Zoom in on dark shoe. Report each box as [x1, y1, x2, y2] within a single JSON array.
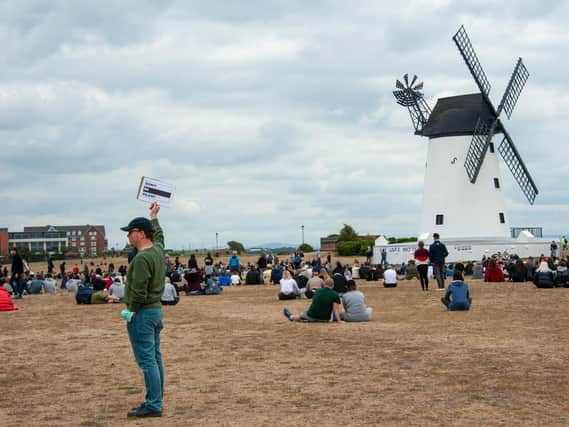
[[127, 405, 162, 418], [130, 403, 145, 412], [283, 308, 293, 321]]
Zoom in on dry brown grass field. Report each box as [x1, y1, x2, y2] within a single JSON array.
[[0, 262, 568, 427]]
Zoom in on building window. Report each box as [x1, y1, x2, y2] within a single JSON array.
[[489, 142, 495, 153], [494, 178, 500, 189], [435, 214, 444, 225], [499, 212, 505, 224]]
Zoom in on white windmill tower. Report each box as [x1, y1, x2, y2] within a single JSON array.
[[392, 25, 538, 242]]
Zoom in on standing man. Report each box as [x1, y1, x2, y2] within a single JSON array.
[[47, 255, 54, 275], [550, 240, 558, 259], [10, 248, 24, 299], [429, 233, 449, 291], [121, 202, 166, 418]]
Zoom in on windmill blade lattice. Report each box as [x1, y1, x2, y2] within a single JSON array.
[[498, 58, 529, 119], [498, 132, 538, 205], [453, 25, 492, 98]]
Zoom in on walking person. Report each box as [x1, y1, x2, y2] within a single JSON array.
[[121, 202, 166, 418], [414, 241, 430, 291], [10, 248, 25, 299], [429, 233, 449, 291]]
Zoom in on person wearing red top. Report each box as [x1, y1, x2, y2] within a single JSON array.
[[0, 286, 18, 311], [484, 258, 505, 282], [414, 241, 430, 291]]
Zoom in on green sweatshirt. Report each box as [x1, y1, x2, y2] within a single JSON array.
[[124, 218, 166, 312]]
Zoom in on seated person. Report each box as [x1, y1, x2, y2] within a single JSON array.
[[484, 258, 505, 282], [441, 271, 472, 311], [230, 271, 241, 286], [204, 277, 223, 295], [270, 265, 283, 285], [161, 278, 179, 305], [245, 266, 262, 285], [219, 271, 232, 287], [66, 276, 82, 293], [0, 286, 18, 311], [109, 277, 125, 300], [471, 262, 484, 280], [304, 270, 325, 299], [29, 275, 45, 294], [398, 262, 408, 275], [405, 261, 419, 280], [533, 261, 555, 288], [278, 270, 300, 300], [555, 260, 569, 287], [263, 268, 272, 284], [332, 272, 347, 294], [43, 274, 57, 294], [91, 290, 121, 304], [509, 259, 528, 282], [185, 269, 203, 294], [383, 266, 398, 288], [340, 280, 372, 322], [283, 278, 341, 322]]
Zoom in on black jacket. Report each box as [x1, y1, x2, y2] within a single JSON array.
[[429, 241, 449, 265]]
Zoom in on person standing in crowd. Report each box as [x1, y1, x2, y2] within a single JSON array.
[[550, 240, 558, 259], [429, 233, 449, 291], [380, 248, 387, 266], [10, 248, 24, 299], [47, 255, 54, 275], [121, 202, 165, 418], [228, 251, 241, 272], [365, 246, 373, 264]]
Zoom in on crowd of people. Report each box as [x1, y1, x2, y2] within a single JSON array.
[[2, 237, 568, 313]]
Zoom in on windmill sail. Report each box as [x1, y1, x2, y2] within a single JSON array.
[[464, 118, 493, 183], [453, 25, 492, 98], [498, 131, 538, 205], [498, 58, 530, 119], [392, 75, 431, 133]]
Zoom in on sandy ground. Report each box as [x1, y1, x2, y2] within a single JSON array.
[[0, 278, 567, 426]]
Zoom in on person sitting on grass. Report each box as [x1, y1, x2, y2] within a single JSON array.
[[43, 274, 57, 294], [91, 289, 121, 304], [383, 265, 398, 288], [484, 258, 505, 283], [340, 280, 373, 322], [533, 260, 555, 288], [0, 286, 18, 311], [304, 269, 325, 299], [441, 271, 472, 311], [405, 260, 419, 281], [283, 277, 341, 322], [278, 270, 300, 300], [109, 277, 125, 301], [161, 277, 179, 305]]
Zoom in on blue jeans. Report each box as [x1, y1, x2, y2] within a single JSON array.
[[127, 307, 164, 412]]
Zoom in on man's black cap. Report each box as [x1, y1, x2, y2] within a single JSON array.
[[120, 217, 154, 232]]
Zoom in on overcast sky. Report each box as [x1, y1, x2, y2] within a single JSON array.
[[1, 1, 567, 250]]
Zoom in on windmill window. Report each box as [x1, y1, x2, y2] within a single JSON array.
[[499, 212, 505, 224], [489, 142, 495, 153], [435, 214, 444, 225], [494, 178, 500, 189]]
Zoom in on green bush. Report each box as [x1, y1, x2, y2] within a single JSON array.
[[298, 243, 314, 253], [337, 241, 362, 256]]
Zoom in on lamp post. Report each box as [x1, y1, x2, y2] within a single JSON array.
[[301, 224, 305, 246], [215, 232, 219, 252]]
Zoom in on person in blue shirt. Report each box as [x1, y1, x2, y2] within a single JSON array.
[[441, 271, 472, 311], [228, 251, 241, 272]]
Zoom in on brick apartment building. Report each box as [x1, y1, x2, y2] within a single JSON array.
[[23, 225, 108, 256], [0, 227, 8, 257]]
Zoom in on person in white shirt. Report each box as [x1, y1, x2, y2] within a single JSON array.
[[43, 275, 57, 294], [278, 270, 300, 300], [383, 266, 398, 288], [109, 277, 125, 300], [161, 277, 179, 305], [230, 272, 241, 286]]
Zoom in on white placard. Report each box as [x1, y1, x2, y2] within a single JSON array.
[[136, 176, 175, 206]]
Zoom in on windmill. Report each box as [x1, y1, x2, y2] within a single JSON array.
[[392, 25, 538, 240]]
